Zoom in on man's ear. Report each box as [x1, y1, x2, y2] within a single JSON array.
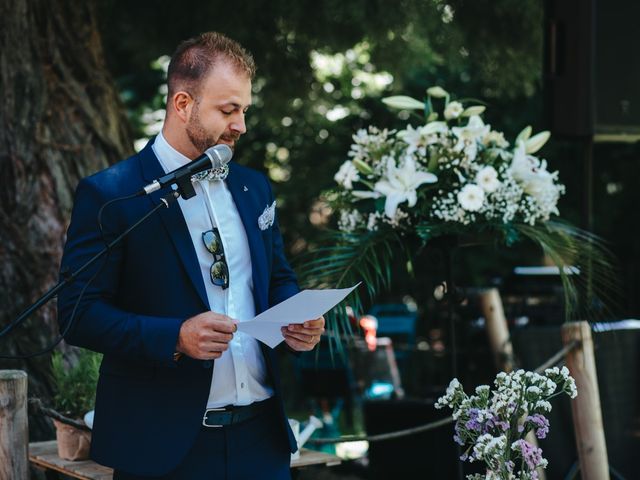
[[170, 91, 194, 123]]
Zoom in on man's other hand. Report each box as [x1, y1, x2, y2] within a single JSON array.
[[281, 316, 325, 351]]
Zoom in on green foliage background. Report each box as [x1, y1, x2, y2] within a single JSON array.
[[94, 0, 638, 316]]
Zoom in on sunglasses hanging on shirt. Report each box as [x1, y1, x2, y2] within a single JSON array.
[[202, 228, 229, 289]]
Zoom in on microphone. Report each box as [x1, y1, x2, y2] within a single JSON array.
[[140, 144, 233, 197]]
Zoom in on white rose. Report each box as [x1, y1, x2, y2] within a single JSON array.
[[457, 184, 485, 211], [476, 166, 501, 193]]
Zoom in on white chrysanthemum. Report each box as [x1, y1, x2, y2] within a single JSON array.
[[444, 101, 464, 120], [476, 166, 501, 193], [334, 160, 360, 189], [458, 184, 485, 211]]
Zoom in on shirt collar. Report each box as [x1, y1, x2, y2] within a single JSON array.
[[153, 130, 192, 174]]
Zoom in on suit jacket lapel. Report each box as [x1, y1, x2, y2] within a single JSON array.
[[138, 143, 210, 309], [225, 162, 269, 314]]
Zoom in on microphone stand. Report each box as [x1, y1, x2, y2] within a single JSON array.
[[0, 190, 181, 341]]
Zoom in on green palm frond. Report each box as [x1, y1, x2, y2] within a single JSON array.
[[294, 228, 410, 352], [511, 220, 621, 321]]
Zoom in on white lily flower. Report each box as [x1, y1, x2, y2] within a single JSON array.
[[398, 122, 448, 153], [351, 190, 381, 199], [374, 156, 437, 218], [525, 131, 551, 154], [426, 86, 448, 98], [515, 125, 532, 144], [382, 95, 424, 110], [397, 124, 426, 154], [422, 121, 449, 136], [452, 115, 491, 142], [457, 184, 485, 211], [444, 101, 464, 120], [510, 143, 561, 214], [476, 166, 501, 193], [482, 130, 509, 148], [462, 105, 486, 117]]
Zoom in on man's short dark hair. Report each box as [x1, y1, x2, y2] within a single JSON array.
[[167, 32, 256, 99]]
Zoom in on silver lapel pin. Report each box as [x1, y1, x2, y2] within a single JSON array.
[[243, 186, 248, 192]]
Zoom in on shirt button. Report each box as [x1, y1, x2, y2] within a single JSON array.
[[240, 382, 245, 388], [202, 361, 213, 369]]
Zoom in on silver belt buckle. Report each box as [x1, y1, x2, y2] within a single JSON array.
[[202, 407, 226, 428]]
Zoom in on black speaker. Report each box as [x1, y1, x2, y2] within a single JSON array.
[[544, 0, 640, 139]]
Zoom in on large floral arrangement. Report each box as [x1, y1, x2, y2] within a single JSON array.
[[333, 88, 563, 234], [297, 86, 617, 326], [435, 367, 577, 480]]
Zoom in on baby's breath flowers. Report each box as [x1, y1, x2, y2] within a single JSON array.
[[435, 368, 577, 480]]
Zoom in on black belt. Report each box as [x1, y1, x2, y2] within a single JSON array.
[[202, 397, 274, 428]]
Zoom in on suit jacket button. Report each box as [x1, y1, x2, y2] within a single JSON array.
[[202, 360, 213, 369]]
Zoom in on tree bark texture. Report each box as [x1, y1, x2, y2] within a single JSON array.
[[0, 0, 133, 440]]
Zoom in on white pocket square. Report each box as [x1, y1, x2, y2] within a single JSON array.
[[258, 201, 276, 231]]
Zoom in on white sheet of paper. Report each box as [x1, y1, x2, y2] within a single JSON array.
[[237, 284, 359, 348]]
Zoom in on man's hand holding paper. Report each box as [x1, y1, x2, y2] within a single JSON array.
[[281, 316, 325, 351]]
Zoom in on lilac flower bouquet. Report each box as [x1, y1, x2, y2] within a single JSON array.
[[435, 367, 577, 480]]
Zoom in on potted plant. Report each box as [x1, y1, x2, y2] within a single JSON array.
[[50, 348, 101, 461]]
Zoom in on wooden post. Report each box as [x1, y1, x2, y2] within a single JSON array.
[[0, 370, 29, 480], [479, 288, 514, 373], [562, 321, 609, 480]]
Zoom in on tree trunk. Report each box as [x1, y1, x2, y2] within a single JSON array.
[[0, 0, 133, 440]]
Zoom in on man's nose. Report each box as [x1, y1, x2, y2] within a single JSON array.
[[230, 114, 246, 135]]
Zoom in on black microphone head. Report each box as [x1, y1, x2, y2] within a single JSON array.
[[205, 144, 233, 168]]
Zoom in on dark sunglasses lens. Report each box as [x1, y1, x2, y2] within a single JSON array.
[[202, 230, 221, 254], [210, 261, 229, 288]]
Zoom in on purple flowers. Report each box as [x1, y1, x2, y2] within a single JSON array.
[[436, 369, 576, 479], [512, 439, 546, 472], [527, 413, 550, 439], [465, 408, 483, 432]]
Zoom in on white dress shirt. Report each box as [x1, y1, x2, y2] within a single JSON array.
[[153, 132, 273, 408]]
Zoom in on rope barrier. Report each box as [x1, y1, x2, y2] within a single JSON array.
[[306, 416, 454, 445], [27, 340, 582, 443], [534, 340, 579, 373], [306, 339, 581, 446]]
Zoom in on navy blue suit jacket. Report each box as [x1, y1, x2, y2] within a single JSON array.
[[57, 140, 299, 476]]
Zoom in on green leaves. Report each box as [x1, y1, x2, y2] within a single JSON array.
[[51, 349, 102, 419]]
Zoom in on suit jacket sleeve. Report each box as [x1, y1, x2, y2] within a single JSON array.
[[57, 177, 183, 368]]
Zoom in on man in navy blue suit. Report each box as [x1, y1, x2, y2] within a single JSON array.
[[57, 32, 324, 479]]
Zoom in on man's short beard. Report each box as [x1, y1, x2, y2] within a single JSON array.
[[186, 103, 216, 154]]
